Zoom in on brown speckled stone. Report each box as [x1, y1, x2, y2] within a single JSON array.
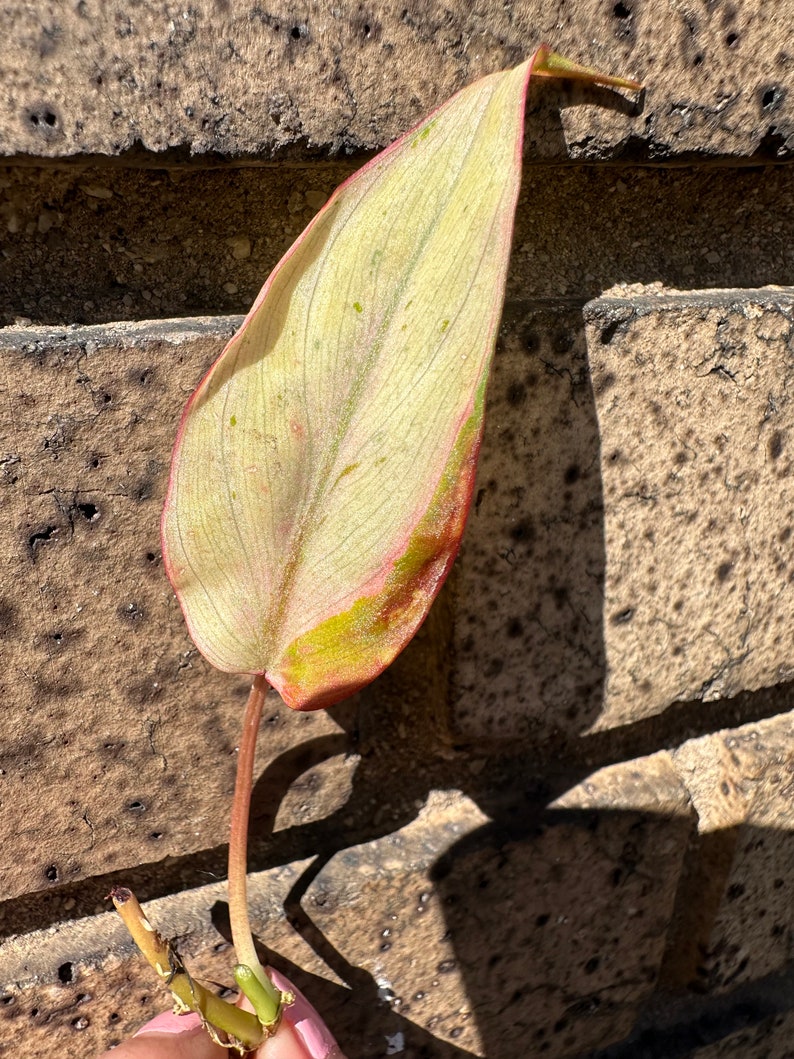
[[452, 288, 794, 743], [2, 163, 793, 329], [692, 1012, 794, 1058], [1, 1, 793, 162], [0, 784, 693, 1058], [0, 319, 354, 903], [665, 712, 794, 997]]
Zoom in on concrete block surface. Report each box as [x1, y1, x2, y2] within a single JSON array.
[[0, 318, 353, 903], [590, 289, 794, 731], [0, 782, 692, 1058], [452, 287, 794, 742], [1, 1, 792, 162], [3, 162, 793, 329], [665, 712, 794, 996], [692, 1012, 794, 1058]]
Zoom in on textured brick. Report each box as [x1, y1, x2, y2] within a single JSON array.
[[0, 319, 354, 903], [692, 1012, 794, 1058], [664, 712, 794, 996], [591, 290, 794, 731], [3, 163, 793, 329], [453, 288, 794, 742], [0, 782, 692, 1058], [2, 1, 793, 162]]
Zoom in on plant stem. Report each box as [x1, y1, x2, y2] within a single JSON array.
[[234, 963, 292, 1029], [110, 886, 264, 1052], [227, 674, 281, 1018]]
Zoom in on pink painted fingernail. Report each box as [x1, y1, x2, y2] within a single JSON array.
[[269, 969, 342, 1059], [134, 1010, 204, 1037]]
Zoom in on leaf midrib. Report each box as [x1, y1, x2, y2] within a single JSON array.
[[263, 91, 499, 660]]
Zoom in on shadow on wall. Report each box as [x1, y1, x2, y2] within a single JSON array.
[[234, 706, 794, 1058], [183, 82, 794, 1058]]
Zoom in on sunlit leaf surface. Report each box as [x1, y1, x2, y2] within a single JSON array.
[[162, 49, 638, 709]]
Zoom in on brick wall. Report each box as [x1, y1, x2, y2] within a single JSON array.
[[2, 3, 794, 1056]]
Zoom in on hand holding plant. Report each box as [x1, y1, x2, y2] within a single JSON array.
[[97, 968, 342, 1058]]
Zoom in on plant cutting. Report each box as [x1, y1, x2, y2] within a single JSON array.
[[112, 45, 640, 1053]]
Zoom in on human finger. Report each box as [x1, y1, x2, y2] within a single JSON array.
[[96, 1010, 226, 1059], [266, 969, 345, 1059]]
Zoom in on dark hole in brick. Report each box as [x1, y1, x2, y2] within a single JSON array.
[[145, 551, 158, 563], [585, 956, 600, 973], [763, 88, 778, 109], [28, 107, 59, 129], [1, 995, 15, 1006], [484, 657, 503, 677], [524, 330, 539, 352], [52, 632, 63, 644], [506, 381, 527, 406], [29, 525, 57, 551], [290, 24, 305, 39], [510, 518, 535, 542], [564, 464, 580, 484], [77, 502, 99, 521], [612, 607, 634, 625], [613, 2, 630, 16], [536, 913, 550, 926], [693, 53, 704, 65], [716, 561, 733, 582], [31, 1007, 39, 1017], [109, 1012, 120, 1022], [363, 23, 371, 35], [600, 320, 620, 344], [507, 617, 523, 638], [727, 882, 745, 900], [127, 800, 146, 812], [149, 831, 163, 840], [726, 31, 738, 46], [58, 962, 74, 984], [45, 865, 58, 882], [71, 1015, 89, 1029], [552, 330, 573, 354]]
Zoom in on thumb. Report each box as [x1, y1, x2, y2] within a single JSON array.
[[98, 1010, 226, 1059]]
